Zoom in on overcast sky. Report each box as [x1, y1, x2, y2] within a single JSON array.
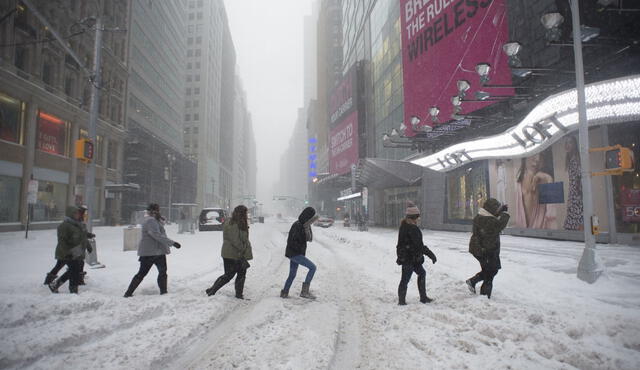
[[225, 0, 313, 210]]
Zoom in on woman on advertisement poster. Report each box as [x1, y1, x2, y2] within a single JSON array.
[[514, 151, 557, 229], [563, 136, 584, 230]]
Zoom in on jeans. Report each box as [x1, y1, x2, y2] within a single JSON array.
[[398, 263, 426, 291], [283, 255, 316, 291], [57, 259, 84, 289], [49, 260, 66, 276]]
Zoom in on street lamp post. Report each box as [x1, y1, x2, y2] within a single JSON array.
[[571, 0, 603, 283]]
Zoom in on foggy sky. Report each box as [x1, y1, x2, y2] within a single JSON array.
[[225, 0, 313, 212]]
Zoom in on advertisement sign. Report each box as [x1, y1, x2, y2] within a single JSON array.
[[27, 179, 39, 204], [330, 110, 359, 175], [328, 67, 357, 129], [621, 188, 640, 223], [400, 0, 513, 135], [37, 112, 66, 155]]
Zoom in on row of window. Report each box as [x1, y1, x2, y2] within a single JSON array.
[[188, 0, 204, 9], [188, 12, 204, 20], [184, 114, 200, 121], [185, 100, 200, 108], [187, 36, 203, 45], [186, 87, 201, 95]]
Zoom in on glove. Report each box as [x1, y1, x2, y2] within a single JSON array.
[[396, 257, 403, 266], [240, 259, 250, 269], [86, 232, 96, 239], [173, 242, 181, 249], [430, 255, 437, 264], [499, 204, 508, 214], [87, 245, 93, 253]]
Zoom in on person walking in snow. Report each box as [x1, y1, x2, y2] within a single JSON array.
[[47, 205, 93, 294], [206, 205, 253, 299], [44, 205, 95, 287], [124, 203, 182, 297], [396, 202, 437, 305], [466, 198, 510, 299], [280, 207, 319, 299]]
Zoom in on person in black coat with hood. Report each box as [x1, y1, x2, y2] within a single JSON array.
[[466, 198, 510, 299], [280, 207, 319, 299], [396, 202, 437, 305]]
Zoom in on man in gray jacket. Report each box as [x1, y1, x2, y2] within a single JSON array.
[[124, 203, 182, 297]]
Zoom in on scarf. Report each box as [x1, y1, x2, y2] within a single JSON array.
[[303, 216, 317, 242]]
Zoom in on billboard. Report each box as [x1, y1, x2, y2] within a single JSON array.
[[330, 110, 359, 175], [328, 67, 357, 129], [37, 112, 67, 156], [400, 0, 513, 135]]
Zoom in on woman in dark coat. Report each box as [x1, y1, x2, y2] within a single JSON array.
[[206, 205, 253, 299], [396, 202, 437, 305], [281, 207, 319, 299], [466, 198, 510, 299]]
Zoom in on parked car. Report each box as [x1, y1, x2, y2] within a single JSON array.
[[198, 208, 227, 231], [315, 215, 334, 228]]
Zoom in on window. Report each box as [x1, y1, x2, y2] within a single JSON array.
[[186, 75, 192, 82], [186, 88, 191, 95], [107, 141, 118, 169], [185, 114, 191, 121], [193, 100, 199, 107], [37, 112, 68, 156], [187, 50, 193, 57], [189, 1, 195, 9], [0, 92, 23, 144], [188, 25, 194, 33], [197, 12, 203, 20], [195, 24, 203, 33], [197, 0, 203, 7], [42, 60, 55, 85], [187, 37, 193, 45], [193, 126, 199, 134], [188, 13, 194, 20], [0, 175, 21, 222], [15, 45, 29, 71], [193, 113, 199, 121], [185, 101, 191, 108], [195, 62, 200, 69], [196, 36, 202, 44], [187, 63, 192, 70], [33, 181, 68, 222], [194, 74, 200, 82], [194, 88, 200, 95], [195, 49, 201, 57]]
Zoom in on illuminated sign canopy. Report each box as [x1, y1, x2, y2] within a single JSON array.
[[410, 75, 640, 171]]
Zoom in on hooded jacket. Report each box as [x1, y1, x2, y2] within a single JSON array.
[[285, 207, 317, 258], [138, 215, 176, 257], [221, 221, 253, 260], [469, 198, 510, 258], [55, 206, 89, 260]]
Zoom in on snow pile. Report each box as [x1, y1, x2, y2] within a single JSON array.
[[0, 222, 639, 369]]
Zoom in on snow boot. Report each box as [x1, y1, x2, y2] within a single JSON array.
[[234, 275, 246, 299], [158, 275, 168, 295], [465, 279, 477, 294], [48, 279, 62, 293], [280, 289, 289, 298], [69, 285, 79, 294], [300, 282, 316, 300], [205, 276, 227, 296], [398, 286, 407, 306], [480, 281, 493, 299], [124, 276, 143, 298], [418, 275, 433, 303], [44, 273, 57, 285]]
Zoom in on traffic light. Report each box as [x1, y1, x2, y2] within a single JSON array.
[[75, 138, 94, 162], [605, 147, 634, 171]]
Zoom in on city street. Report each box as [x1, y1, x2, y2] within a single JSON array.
[[1, 221, 639, 369]]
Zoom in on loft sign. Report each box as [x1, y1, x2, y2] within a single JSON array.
[[510, 116, 568, 149], [437, 149, 472, 169]]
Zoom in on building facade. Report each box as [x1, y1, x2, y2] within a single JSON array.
[[0, 0, 129, 230], [121, 0, 196, 223]]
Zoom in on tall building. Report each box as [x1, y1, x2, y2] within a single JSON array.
[[0, 0, 129, 230], [231, 75, 257, 209], [122, 0, 196, 222]]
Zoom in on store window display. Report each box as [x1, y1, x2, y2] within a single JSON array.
[[514, 151, 557, 229]]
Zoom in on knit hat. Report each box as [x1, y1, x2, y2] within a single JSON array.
[[406, 201, 420, 216]]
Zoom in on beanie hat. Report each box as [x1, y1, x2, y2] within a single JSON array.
[[406, 201, 420, 216]]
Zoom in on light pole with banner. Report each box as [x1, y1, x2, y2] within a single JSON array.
[[25, 177, 38, 239]]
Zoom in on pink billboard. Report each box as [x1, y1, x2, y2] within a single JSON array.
[[330, 110, 359, 175], [400, 0, 513, 135]]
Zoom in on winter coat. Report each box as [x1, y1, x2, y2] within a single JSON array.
[[55, 206, 90, 261], [221, 221, 253, 261], [396, 221, 436, 266], [285, 207, 317, 258], [469, 199, 510, 270], [138, 216, 175, 257]]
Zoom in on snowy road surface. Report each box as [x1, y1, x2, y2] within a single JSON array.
[[1, 220, 640, 369]]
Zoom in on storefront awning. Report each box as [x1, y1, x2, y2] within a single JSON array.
[[358, 158, 423, 189], [104, 183, 140, 192]]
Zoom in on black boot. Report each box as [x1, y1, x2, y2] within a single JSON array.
[[234, 275, 246, 299], [398, 286, 407, 306], [78, 271, 87, 286], [280, 289, 289, 298], [205, 275, 228, 296], [480, 281, 493, 299], [124, 276, 143, 298], [418, 274, 433, 303], [48, 279, 62, 293], [158, 274, 168, 295], [69, 285, 79, 294], [44, 273, 57, 285]]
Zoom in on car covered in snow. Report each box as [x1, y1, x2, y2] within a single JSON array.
[[198, 208, 227, 231], [314, 215, 334, 228]]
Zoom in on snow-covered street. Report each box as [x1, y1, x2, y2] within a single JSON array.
[[1, 221, 640, 370]]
